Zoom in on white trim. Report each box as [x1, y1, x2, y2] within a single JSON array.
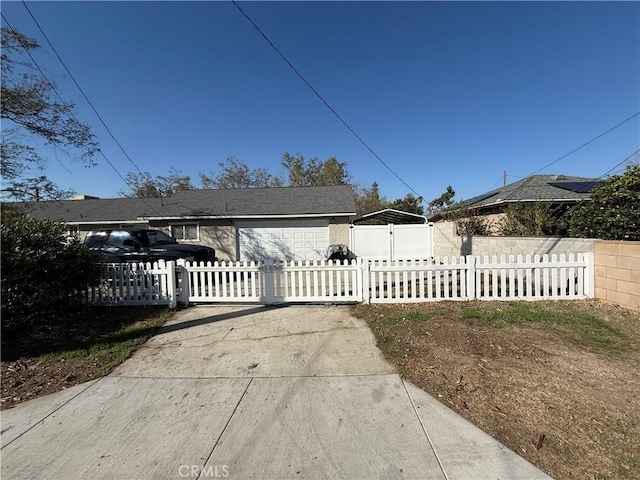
[[66, 220, 148, 226], [137, 213, 355, 221]]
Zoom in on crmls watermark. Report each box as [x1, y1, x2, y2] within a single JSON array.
[[178, 465, 230, 478]]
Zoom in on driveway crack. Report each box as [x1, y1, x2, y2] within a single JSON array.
[[197, 377, 253, 479]]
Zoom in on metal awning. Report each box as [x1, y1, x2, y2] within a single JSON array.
[[351, 208, 428, 225]]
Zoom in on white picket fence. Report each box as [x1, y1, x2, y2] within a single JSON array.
[[85, 261, 178, 307], [85, 253, 594, 307], [366, 253, 594, 303], [178, 258, 363, 304]]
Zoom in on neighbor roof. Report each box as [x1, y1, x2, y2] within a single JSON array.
[[16, 185, 357, 224], [429, 174, 601, 221], [465, 175, 600, 207]]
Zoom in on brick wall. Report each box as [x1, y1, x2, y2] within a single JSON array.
[[594, 241, 640, 312]]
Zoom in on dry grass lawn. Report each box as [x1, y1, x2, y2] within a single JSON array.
[[353, 299, 640, 480]]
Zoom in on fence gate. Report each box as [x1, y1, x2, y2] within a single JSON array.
[[179, 259, 364, 305], [349, 223, 434, 261]]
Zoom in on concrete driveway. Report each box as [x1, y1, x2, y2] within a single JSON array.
[[1, 305, 552, 480]]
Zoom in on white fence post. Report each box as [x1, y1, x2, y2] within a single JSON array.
[[466, 255, 475, 299], [264, 259, 275, 303], [165, 260, 177, 308], [360, 258, 370, 304], [175, 259, 190, 306], [583, 252, 595, 298]]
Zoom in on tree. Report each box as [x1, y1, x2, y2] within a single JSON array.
[[497, 202, 564, 237], [1, 27, 99, 201], [567, 164, 640, 240], [1, 207, 102, 354], [119, 169, 194, 198], [388, 193, 424, 216], [427, 185, 456, 214], [428, 186, 491, 235], [354, 182, 388, 216], [282, 153, 351, 187], [199, 157, 284, 189]]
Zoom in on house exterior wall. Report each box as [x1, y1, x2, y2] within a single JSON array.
[[329, 220, 350, 246], [71, 217, 351, 262], [594, 241, 640, 312], [199, 224, 236, 261]]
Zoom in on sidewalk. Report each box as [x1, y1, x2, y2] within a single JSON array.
[[1, 305, 553, 479]]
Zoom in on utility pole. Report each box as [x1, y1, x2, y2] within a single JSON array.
[[503, 171, 507, 187]]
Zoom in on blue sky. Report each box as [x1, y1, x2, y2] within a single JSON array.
[[2, 1, 639, 205]]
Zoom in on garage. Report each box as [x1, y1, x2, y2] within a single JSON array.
[[237, 220, 329, 261]]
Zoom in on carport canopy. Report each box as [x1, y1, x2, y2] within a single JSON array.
[[351, 208, 428, 225]]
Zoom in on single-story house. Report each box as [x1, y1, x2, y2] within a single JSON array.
[[428, 174, 601, 225], [15, 185, 357, 261]]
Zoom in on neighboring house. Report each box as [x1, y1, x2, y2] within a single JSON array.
[[428, 174, 601, 227], [16, 185, 357, 261]]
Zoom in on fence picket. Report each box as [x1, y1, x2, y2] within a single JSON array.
[[87, 251, 593, 308]]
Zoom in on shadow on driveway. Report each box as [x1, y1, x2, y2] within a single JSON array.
[[156, 304, 289, 335]]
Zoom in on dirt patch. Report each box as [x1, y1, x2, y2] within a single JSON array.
[[353, 300, 640, 480], [1, 307, 171, 410], [1, 357, 101, 408]]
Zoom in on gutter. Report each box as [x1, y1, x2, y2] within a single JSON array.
[[137, 213, 357, 221]]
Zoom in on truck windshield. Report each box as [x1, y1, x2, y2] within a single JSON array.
[[133, 230, 177, 246]]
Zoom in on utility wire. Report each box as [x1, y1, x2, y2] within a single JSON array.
[[2, 12, 161, 213], [21, 1, 148, 179], [526, 111, 640, 177], [501, 112, 640, 201], [599, 149, 640, 178], [231, 0, 422, 199]]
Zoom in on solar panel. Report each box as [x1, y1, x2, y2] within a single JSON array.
[[463, 191, 498, 206], [549, 181, 601, 193]]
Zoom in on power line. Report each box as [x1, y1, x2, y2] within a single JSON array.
[[21, 1, 148, 179], [599, 149, 640, 178], [231, 0, 422, 199], [1, 13, 161, 213], [499, 112, 640, 201], [526, 111, 640, 177]]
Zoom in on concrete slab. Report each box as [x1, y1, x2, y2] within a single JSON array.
[[404, 381, 554, 480], [1, 377, 250, 480], [114, 305, 396, 378], [1, 305, 554, 480], [1, 380, 99, 448], [209, 375, 446, 480]]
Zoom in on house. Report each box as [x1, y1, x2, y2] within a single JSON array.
[[16, 185, 357, 261], [428, 174, 601, 227]]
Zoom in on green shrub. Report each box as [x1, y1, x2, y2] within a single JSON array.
[[567, 164, 640, 240], [1, 207, 102, 344]]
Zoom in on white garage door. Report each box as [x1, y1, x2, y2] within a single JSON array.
[[238, 220, 329, 261]]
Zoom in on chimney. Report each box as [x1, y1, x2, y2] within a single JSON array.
[[71, 195, 100, 200]]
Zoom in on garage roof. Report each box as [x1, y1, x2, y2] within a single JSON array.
[[352, 208, 428, 225]]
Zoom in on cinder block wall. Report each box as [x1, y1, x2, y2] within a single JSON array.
[[432, 221, 595, 258], [467, 236, 596, 257], [594, 241, 640, 312], [432, 221, 463, 258]]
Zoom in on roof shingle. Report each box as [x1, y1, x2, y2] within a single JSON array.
[[16, 185, 357, 223]]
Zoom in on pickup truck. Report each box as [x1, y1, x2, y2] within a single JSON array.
[[84, 228, 218, 264]]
